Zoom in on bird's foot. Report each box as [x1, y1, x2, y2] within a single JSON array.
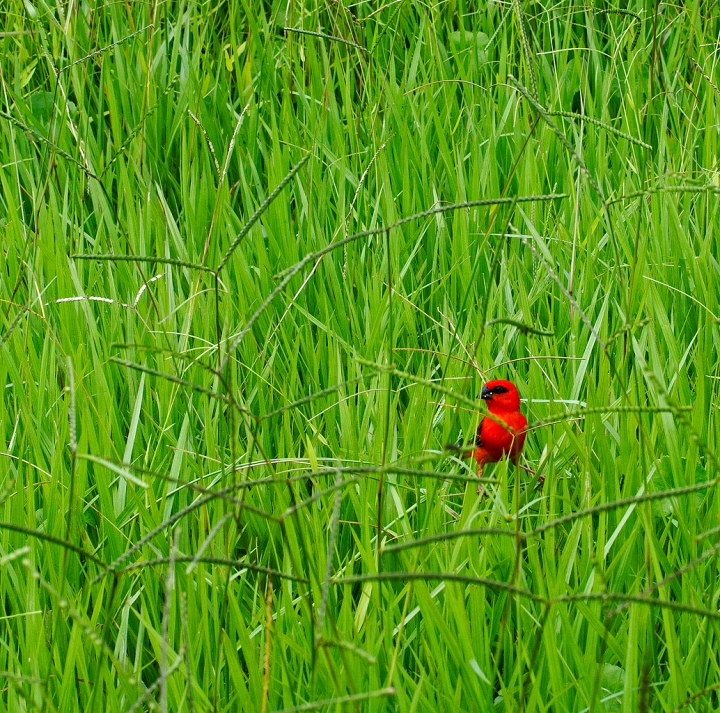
[[520, 464, 545, 489]]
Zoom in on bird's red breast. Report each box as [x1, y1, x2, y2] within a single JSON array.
[[473, 379, 527, 467]]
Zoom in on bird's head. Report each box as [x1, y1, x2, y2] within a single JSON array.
[[479, 379, 521, 412]]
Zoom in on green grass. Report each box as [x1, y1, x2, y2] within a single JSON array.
[[1, 0, 720, 711]]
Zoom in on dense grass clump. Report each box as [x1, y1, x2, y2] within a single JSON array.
[[1, 0, 720, 710]]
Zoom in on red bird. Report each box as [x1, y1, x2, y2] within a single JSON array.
[[470, 379, 527, 481]]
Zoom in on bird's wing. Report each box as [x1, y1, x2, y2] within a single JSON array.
[[475, 423, 484, 448]]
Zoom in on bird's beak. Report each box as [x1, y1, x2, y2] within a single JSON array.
[[480, 385, 492, 400]]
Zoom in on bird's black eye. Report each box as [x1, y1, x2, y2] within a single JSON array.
[[492, 385, 509, 395]]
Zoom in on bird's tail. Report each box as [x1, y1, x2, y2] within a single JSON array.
[[444, 443, 474, 459]]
